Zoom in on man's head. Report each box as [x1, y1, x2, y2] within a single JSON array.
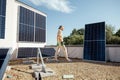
[[58, 25, 64, 31]]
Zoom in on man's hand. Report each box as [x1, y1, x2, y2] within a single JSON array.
[[59, 37, 63, 42]]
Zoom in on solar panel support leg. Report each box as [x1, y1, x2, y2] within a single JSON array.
[[38, 48, 47, 73], [33, 48, 55, 78]]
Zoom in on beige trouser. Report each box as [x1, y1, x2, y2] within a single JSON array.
[[55, 45, 69, 60]]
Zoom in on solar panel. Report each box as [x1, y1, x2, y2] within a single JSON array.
[[0, 0, 6, 39], [17, 48, 37, 58], [35, 13, 46, 29], [40, 48, 55, 57], [84, 22, 106, 61], [19, 6, 34, 42], [0, 60, 4, 69], [0, 49, 8, 59], [0, 49, 9, 68], [17, 48, 55, 58], [35, 13, 46, 42], [35, 28, 46, 42], [18, 6, 46, 42]]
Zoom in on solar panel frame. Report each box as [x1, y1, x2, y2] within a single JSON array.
[[84, 22, 106, 61]]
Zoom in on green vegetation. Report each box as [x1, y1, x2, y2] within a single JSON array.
[[115, 29, 120, 37], [64, 25, 120, 45], [64, 28, 84, 45]]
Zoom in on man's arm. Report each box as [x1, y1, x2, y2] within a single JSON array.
[[57, 30, 63, 42]]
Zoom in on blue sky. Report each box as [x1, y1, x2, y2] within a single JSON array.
[[19, 0, 120, 45]]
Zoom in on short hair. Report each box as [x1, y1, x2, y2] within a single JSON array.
[[58, 25, 63, 29]]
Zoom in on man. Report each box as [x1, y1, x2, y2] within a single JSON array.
[[55, 25, 71, 61]]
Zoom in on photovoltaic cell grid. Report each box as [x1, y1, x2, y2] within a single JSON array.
[[35, 28, 46, 42], [0, 0, 6, 39], [84, 22, 106, 61], [35, 13, 46, 42], [40, 48, 55, 57], [17, 48, 55, 58], [17, 48, 37, 58], [35, 13, 46, 29], [19, 6, 46, 42], [0, 49, 9, 69]]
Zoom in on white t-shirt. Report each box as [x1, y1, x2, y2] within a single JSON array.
[[57, 29, 63, 42]]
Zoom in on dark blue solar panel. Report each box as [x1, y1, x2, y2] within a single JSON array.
[[35, 13, 46, 42], [35, 28, 46, 42], [19, 6, 34, 26], [19, 6, 34, 42], [0, 60, 4, 69], [17, 48, 37, 58], [84, 41, 105, 61], [0, 49, 8, 69], [0, 0, 6, 16], [84, 22, 106, 61], [17, 48, 55, 58], [40, 48, 55, 57], [19, 6, 46, 42], [0, 49, 8, 59], [85, 22, 105, 40], [0, 0, 6, 39], [35, 13, 46, 29], [19, 24, 34, 41]]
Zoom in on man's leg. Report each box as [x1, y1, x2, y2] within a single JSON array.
[[62, 45, 71, 61], [55, 46, 60, 60]]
